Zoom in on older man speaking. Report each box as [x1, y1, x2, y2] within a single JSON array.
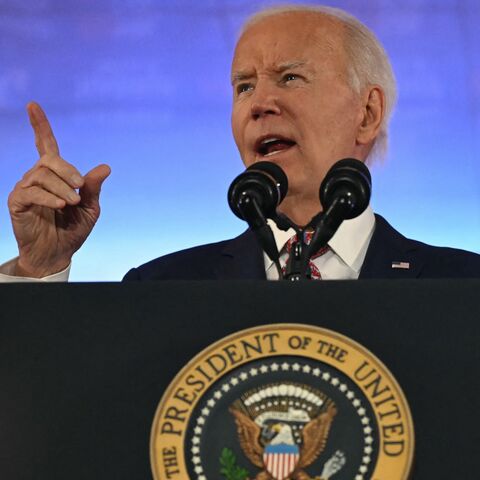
[[1, 5, 479, 281]]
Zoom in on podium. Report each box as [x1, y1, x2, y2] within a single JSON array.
[[0, 280, 479, 479]]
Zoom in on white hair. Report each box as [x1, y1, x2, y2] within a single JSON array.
[[240, 4, 397, 163]]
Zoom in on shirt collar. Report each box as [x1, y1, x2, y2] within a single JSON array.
[[265, 206, 375, 273]]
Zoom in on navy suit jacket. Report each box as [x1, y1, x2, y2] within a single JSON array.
[[123, 215, 480, 280]]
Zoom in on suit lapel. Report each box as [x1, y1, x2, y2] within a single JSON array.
[[212, 216, 426, 280], [360, 215, 425, 279], [214, 229, 266, 279]]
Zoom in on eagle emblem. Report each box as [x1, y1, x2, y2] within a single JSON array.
[[229, 382, 344, 480]]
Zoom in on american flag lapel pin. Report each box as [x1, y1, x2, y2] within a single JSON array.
[[392, 261, 410, 270]]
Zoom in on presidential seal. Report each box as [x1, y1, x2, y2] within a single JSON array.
[[150, 324, 414, 480]]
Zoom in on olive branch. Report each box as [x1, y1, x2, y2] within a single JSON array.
[[220, 447, 249, 480]]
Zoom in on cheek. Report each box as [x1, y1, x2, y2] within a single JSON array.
[[231, 112, 246, 158]]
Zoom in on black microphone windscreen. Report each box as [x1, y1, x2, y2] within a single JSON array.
[[228, 161, 288, 221], [320, 158, 371, 219], [246, 161, 289, 200]]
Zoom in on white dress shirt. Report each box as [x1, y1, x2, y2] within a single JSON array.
[[0, 258, 70, 282], [0, 206, 375, 282], [265, 206, 375, 280]]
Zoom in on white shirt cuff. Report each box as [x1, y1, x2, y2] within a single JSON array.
[[0, 257, 70, 282]]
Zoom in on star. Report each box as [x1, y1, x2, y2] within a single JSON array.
[[197, 417, 205, 425], [358, 407, 366, 415], [214, 391, 222, 399], [194, 426, 202, 435], [201, 408, 210, 416], [249, 368, 258, 376], [207, 399, 215, 407], [331, 377, 340, 386], [355, 475, 363, 480], [339, 383, 347, 392], [222, 384, 230, 392], [352, 399, 361, 407], [192, 456, 201, 464], [230, 377, 239, 386], [192, 436, 200, 445], [239, 372, 248, 380], [364, 426, 372, 435], [364, 446, 373, 454], [365, 436, 373, 444], [362, 455, 371, 464], [346, 391, 355, 399], [270, 363, 280, 371], [292, 363, 301, 371], [281, 363, 290, 371], [322, 372, 331, 380], [361, 417, 370, 425], [260, 365, 269, 373], [194, 465, 203, 474], [191, 446, 200, 454], [359, 465, 368, 474], [312, 368, 321, 376], [303, 365, 312, 373], [199, 476, 206, 480]]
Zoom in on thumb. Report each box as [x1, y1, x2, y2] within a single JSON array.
[[80, 164, 111, 208]]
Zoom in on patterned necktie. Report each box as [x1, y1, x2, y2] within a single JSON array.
[[282, 231, 329, 279]]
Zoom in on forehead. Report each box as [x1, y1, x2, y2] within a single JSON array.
[[232, 12, 347, 73]]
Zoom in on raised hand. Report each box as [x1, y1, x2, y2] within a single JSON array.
[[7, 102, 111, 277]]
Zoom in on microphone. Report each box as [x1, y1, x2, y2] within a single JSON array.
[[228, 161, 288, 221], [306, 158, 371, 258], [320, 158, 371, 219], [228, 161, 288, 269]]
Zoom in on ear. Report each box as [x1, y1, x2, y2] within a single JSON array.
[[356, 86, 385, 145]]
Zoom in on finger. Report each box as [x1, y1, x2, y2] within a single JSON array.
[[27, 101, 60, 157], [21, 167, 81, 205], [79, 164, 111, 208], [36, 153, 84, 188], [9, 185, 66, 211]]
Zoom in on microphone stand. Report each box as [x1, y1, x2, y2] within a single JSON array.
[[272, 213, 315, 281], [237, 195, 283, 280], [273, 201, 345, 282]]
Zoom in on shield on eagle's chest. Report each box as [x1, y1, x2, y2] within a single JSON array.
[[263, 444, 300, 480]]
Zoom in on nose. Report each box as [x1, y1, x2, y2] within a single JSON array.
[[250, 83, 281, 120]]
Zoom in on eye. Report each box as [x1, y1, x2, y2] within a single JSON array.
[[283, 73, 299, 83], [236, 83, 254, 95]]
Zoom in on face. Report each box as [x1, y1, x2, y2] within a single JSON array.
[[231, 12, 366, 213]]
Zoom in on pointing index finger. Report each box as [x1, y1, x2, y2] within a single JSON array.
[[27, 102, 60, 157]]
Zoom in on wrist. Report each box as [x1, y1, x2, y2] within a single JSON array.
[[15, 257, 70, 278]]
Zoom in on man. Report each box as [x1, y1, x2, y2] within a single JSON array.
[[1, 5, 479, 282]]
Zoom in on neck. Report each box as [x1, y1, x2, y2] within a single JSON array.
[[277, 195, 322, 227]]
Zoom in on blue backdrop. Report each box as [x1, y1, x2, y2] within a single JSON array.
[[0, 0, 479, 280]]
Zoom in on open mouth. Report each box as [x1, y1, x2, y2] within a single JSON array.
[[256, 136, 297, 157]]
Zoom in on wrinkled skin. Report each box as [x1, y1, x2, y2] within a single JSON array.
[[8, 102, 110, 277], [231, 12, 384, 225]]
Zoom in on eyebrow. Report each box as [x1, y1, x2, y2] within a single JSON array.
[[231, 60, 308, 85], [275, 61, 307, 72], [231, 70, 253, 85]]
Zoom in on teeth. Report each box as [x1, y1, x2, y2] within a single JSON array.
[[264, 150, 282, 157], [261, 137, 279, 145]]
